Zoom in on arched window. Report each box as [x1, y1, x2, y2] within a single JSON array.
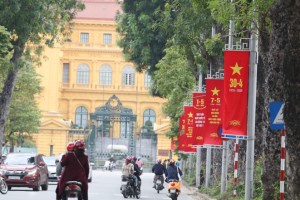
[[76, 64, 89, 84], [144, 71, 152, 87], [99, 64, 112, 85], [75, 106, 88, 128], [122, 66, 135, 85], [143, 109, 156, 125]]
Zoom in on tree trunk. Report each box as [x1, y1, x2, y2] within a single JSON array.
[[0, 44, 23, 157], [261, 0, 300, 199], [271, 1, 300, 199]]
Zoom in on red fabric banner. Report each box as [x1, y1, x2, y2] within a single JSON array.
[[203, 79, 224, 146], [177, 115, 186, 152], [223, 50, 250, 138], [183, 106, 196, 153], [192, 92, 206, 146]]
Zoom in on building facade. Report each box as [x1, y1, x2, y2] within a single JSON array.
[[32, 0, 174, 161]]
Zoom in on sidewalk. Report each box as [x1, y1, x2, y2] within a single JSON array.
[[181, 181, 216, 200]]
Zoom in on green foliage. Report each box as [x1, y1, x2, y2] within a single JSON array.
[[0, 58, 42, 145], [199, 158, 265, 200], [208, 0, 275, 33], [153, 46, 196, 121], [0, 0, 84, 47], [22, 139, 36, 148], [116, 0, 167, 72], [0, 26, 12, 59], [204, 34, 224, 56]]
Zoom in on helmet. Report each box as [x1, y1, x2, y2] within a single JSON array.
[[126, 156, 132, 161], [75, 140, 85, 150], [66, 142, 75, 151]]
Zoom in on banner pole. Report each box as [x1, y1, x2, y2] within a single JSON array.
[[196, 71, 203, 188], [205, 146, 212, 187], [233, 139, 239, 197], [280, 128, 286, 200], [245, 18, 258, 200], [221, 8, 234, 193], [196, 147, 202, 187], [221, 140, 228, 193]]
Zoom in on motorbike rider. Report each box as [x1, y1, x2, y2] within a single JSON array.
[[122, 156, 138, 188], [56, 142, 75, 176], [55, 142, 75, 198], [152, 158, 166, 188], [56, 140, 89, 200], [165, 159, 183, 183], [108, 154, 115, 170], [136, 157, 143, 169], [132, 156, 141, 186]]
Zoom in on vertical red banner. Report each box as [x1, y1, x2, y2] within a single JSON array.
[[177, 115, 186, 152], [203, 79, 224, 146], [223, 50, 250, 138], [183, 106, 196, 153], [193, 92, 206, 146]]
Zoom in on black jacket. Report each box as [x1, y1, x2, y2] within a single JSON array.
[[152, 163, 166, 175], [133, 163, 141, 176]]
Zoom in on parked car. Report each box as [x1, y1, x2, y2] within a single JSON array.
[[0, 152, 49, 191], [43, 156, 59, 183]]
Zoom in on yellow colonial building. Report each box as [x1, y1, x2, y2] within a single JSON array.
[[32, 0, 175, 162]]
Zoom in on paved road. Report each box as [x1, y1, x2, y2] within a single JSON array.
[[1, 169, 195, 200]]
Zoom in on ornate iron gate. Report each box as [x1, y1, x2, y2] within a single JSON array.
[[89, 95, 137, 161]]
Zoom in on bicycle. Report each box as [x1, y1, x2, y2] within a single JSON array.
[[0, 177, 8, 194]]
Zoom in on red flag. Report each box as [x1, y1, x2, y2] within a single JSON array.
[[203, 79, 224, 146], [223, 51, 250, 138], [183, 106, 196, 153], [193, 92, 206, 146]]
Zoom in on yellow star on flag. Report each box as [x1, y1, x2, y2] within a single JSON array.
[[211, 87, 220, 96], [188, 112, 193, 118], [230, 62, 243, 75]]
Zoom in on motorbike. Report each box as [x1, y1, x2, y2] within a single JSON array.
[[154, 178, 164, 193], [0, 177, 8, 194], [120, 175, 141, 199], [62, 181, 83, 200], [167, 179, 180, 200]]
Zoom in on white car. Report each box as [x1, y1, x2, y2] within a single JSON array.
[[43, 156, 59, 182]]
